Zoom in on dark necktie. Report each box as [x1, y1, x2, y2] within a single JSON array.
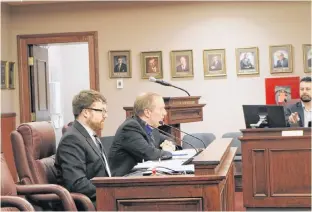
[[93, 135, 112, 177]]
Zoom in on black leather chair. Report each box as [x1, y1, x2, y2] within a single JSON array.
[[182, 133, 216, 149]]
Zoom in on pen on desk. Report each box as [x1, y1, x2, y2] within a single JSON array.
[[173, 153, 188, 156]]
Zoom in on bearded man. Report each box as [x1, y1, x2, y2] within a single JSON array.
[[55, 89, 110, 207], [285, 77, 312, 127]]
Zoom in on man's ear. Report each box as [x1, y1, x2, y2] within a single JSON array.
[[82, 109, 88, 118], [143, 109, 151, 118]]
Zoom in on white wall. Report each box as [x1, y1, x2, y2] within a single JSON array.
[[48, 43, 89, 143], [2, 1, 311, 138]]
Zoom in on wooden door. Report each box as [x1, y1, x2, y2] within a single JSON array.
[[29, 45, 50, 121]]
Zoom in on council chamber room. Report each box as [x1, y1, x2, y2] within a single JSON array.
[[0, 0, 311, 211]]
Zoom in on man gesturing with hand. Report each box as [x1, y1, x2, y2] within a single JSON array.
[[285, 77, 311, 127]]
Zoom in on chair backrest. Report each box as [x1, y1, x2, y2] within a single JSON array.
[[62, 121, 74, 134], [1, 153, 17, 196], [182, 133, 216, 149], [11, 121, 57, 185], [222, 132, 242, 155]]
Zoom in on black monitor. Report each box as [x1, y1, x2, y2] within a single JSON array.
[[242, 105, 287, 128]]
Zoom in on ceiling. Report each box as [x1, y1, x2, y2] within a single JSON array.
[[4, 0, 310, 6]]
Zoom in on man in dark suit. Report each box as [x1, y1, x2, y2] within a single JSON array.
[[55, 90, 110, 206], [274, 52, 289, 68], [285, 77, 311, 127], [209, 55, 222, 71], [109, 92, 174, 176], [176, 56, 189, 72], [114, 57, 127, 72]]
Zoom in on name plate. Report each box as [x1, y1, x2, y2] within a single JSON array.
[[281, 130, 303, 136], [171, 100, 196, 105]]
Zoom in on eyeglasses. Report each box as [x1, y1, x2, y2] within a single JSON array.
[[85, 108, 107, 115]]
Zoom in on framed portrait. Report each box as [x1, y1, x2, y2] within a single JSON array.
[[303, 44, 311, 73], [269, 44, 293, 74], [141, 51, 163, 79], [236, 47, 259, 75], [203, 49, 226, 77], [265, 76, 300, 104], [1, 61, 8, 89], [109, 50, 131, 78], [8, 62, 15, 89], [170, 50, 193, 78]]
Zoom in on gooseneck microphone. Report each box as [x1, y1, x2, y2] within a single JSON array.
[[149, 77, 191, 96], [159, 121, 206, 148], [149, 125, 199, 153]]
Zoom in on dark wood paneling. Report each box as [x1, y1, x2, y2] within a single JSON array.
[[269, 149, 311, 197], [252, 149, 268, 197], [241, 128, 311, 208], [117, 198, 202, 211], [1, 113, 17, 182]]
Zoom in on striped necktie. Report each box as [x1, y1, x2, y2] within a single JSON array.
[[93, 135, 112, 177]]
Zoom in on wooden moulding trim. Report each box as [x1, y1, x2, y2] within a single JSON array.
[[17, 31, 99, 123], [1, 113, 17, 118], [240, 135, 311, 141], [91, 175, 224, 186]]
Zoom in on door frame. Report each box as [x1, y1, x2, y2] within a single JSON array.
[[17, 31, 99, 123]]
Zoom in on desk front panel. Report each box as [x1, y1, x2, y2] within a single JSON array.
[[242, 136, 311, 208]]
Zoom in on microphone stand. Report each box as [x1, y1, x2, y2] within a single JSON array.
[[160, 122, 206, 148], [170, 85, 190, 96]]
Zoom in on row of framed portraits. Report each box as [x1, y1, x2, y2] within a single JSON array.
[[109, 44, 311, 79], [1, 61, 16, 89]]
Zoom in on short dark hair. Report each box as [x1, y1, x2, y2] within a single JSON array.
[[300, 77, 311, 83], [72, 90, 107, 119]]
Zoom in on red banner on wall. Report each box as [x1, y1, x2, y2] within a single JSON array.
[[265, 76, 300, 105]]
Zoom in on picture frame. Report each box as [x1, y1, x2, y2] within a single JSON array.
[[203, 49, 226, 77], [141, 51, 163, 79], [1, 61, 8, 89], [109, 50, 131, 78], [8, 62, 15, 89], [303, 44, 311, 73], [170, 50, 193, 78], [265, 76, 300, 104], [269, 44, 293, 74], [236, 47, 259, 75]]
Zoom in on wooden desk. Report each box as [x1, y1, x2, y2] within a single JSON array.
[[240, 128, 311, 208], [92, 138, 236, 211]]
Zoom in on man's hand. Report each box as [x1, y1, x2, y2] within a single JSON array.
[[288, 112, 300, 124], [160, 140, 176, 152]]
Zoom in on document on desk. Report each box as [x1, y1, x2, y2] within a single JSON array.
[[133, 149, 197, 173]]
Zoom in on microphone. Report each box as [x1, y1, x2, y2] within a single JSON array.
[[159, 121, 206, 148], [149, 77, 172, 86], [149, 77, 191, 96], [149, 125, 199, 153]]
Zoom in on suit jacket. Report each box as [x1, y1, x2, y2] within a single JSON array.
[[55, 120, 108, 201], [108, 116, 172, 177], [176, 64, 189, 72], [275, 58, 289, 68], [284, 101, 304, 127], [114, 63, 127, 72], [209, 60, 222, 71]]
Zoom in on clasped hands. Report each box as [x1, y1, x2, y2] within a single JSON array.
[[160, 140, 176, 152]]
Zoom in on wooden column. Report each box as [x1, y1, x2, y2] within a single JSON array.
[[1, 113, 17, 182]]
